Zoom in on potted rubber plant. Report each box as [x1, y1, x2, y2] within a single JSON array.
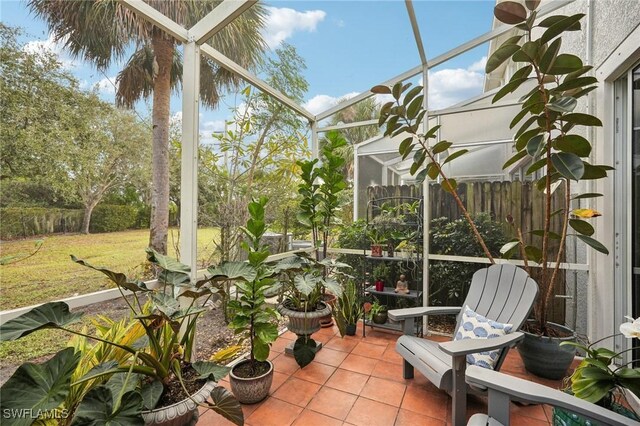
[[207, 197, 281, 404], [373, 0, 611, 380], [553, 316, 640, 423], [0, 249, 242, 425], [333, 280, 365, 336]]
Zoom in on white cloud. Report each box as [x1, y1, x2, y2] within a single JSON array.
[[23, 33, 79, 69], [263, 6, 326, 49], [202, 120, 226, 134], [93, 77, 117, 96], [303, 92, 359, 116], [427, 56, 487, 109]]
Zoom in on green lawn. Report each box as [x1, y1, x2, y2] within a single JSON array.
[[0, 228, 220, 310]]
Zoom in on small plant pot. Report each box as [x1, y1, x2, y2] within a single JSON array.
[[141, 380, 216, 426], [372, 311, 388, 324], [519, 321, 576, 380], [229, 359, 274, 404], [370, 244, 383, 257], [345, 323, 357, 336]]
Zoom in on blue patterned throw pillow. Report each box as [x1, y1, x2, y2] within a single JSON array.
[[453, 305, 513, 369]]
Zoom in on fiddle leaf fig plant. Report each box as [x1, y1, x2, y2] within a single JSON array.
[[297, 130, 348, 259], [373, 1, 611, 336], [212, 196, 281, 374]]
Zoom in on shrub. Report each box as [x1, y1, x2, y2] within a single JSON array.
[[428, 213, 507, 306], [335, 219, 369, 273], [0, 207, 83, 239], [89, 204, 138, 233]]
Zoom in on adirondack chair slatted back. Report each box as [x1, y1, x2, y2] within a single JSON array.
[[456, 264, 538, 369]]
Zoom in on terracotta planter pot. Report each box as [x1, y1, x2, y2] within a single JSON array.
[[370, 244, 383, 257], [229, 359, 274, 404], [141, 380, 216, 426], [320, 293, 337, 327]]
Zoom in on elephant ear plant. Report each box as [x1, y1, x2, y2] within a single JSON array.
[[0, 249, 243, 425], [373, 1, 610, 340]]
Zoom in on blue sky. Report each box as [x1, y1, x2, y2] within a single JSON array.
[[1, 0, 495, 137]]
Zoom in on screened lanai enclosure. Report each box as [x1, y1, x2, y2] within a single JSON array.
[[111, 0, 622, 346]]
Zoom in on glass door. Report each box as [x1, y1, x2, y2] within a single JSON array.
[[632, 65, 639, 364]]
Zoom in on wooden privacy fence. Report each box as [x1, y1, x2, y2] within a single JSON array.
[[367, 181, 566, 239], [368, 181, 568, 323]]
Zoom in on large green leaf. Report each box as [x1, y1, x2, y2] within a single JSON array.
[[555, 134, 591, 157], [207, 261, 257, 283], [192, 361, 231, 381], [547, 96, 577, 113], [526, 134, 545, 158], [442, 149, 468, 165], [254, 322, 279, 345], [0, 348, 79, 426], [293, 274, 320, 297], [145, 248, 190, 274], [547, 54, 583, 75], [253, 339, 270, 361], [551, 152, 584, 181], [575, 235, 609, 255], [207, 386, 244, 426], [562, 113, 603, 127], [150, 293, 180, 318], [321, 277, 343, 297], [293, 337, 317, 368], [493, 77, 528, 103], [140, 379, 163, 410], [72, 256, 150, 293], [0, 302, 83, 341], [71, 388, 144, 425], [569, 219, 594, 236], [486, 43, 520, 74], [106, 373, 141, 412], [539, 38, 561, 73], [540, 14, 585, 44]]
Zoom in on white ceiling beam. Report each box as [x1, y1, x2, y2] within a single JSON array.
[[199, 44, 316, 121], [118, 0, 189, 43], [429, 0, 574, 68], [189, 0, 256, 45], [316, 64, 423, 121], [317, 119, 379, 133], [405, 0, 427, 66], [315, 0, 573, 123]]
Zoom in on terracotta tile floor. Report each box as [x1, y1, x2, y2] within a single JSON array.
[[199, 324, 566, 426]]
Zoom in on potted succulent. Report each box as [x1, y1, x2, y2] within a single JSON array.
[[207, 197, 281, 404], [0, 249, 242, 425], [553, 317, 640, 423], [368, 299, 388, 325], [374, 1, 611, 380], [333, 281, 365, 336], [274, 255, 349, 367]]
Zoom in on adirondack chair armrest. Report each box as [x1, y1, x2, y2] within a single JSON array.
[[465, 365, 639, 426], [388, 306, 461, 321], [439, 332, 523, 357]]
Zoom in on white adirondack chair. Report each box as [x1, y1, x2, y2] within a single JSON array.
[[466, 365, 639, 426], [388, 264, 538, 426]]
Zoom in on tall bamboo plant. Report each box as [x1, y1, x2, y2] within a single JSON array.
[[373, 0, 610, 335]]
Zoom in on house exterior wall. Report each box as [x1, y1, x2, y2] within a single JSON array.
[[488, 0, 640, 341]]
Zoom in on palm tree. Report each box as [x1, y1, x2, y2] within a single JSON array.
[[29, 0, 267, 254], [327, 97, 380, 179]]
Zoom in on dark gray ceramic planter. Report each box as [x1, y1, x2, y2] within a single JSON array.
[[229, 359, 274, 404], [141, 380, 216, 426], [519, 321, 576, 380]]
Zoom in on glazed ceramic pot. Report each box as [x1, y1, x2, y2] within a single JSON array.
[[519, 321, 576, 380]]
